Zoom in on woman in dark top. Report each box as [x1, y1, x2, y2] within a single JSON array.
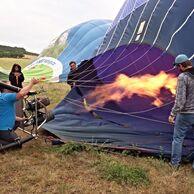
[[9, 64, 25, 88]]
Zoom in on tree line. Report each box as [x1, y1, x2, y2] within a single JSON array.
[[0, 45, 38, 58]]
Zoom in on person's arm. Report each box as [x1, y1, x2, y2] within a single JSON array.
[[16, 116, 26, 121], [16, 78, 39, 100], [9, 72, 15, 82], [18, 72, 25, 83], [170, 76, 187, 116], [169, 75, 186, 123], [67, 73, 72, 85]]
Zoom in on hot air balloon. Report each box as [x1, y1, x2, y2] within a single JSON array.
[[43, 0, 194, 159], [23, 19, 112, 82]]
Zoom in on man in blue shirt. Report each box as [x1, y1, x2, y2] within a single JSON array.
[[0, 78, 39, 145]]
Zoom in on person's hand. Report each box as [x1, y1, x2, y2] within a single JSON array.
[[168, 115, 175, 124], [16, 116, 27, 122], [20, 117, 27, 121], [14, 72, 20, 76], [30, 78, 39, 85]]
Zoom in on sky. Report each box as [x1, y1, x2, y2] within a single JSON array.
[[0, 0, 125, 53]]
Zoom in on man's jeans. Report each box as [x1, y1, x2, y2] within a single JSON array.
[[171, 113, 194, 168]]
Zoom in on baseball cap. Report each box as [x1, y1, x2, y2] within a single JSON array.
[[174, 54, 189, 66]]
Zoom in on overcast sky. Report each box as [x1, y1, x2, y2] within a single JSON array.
[[0, 0, 125, 53]]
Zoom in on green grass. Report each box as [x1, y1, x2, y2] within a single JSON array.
[[51, 142, 89, 155], [0, 55, 37, 70], [99, 159, 150, 186], [48, 142, 150, 186]]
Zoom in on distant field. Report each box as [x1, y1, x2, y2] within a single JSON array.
[[0, 55, 37, 70]]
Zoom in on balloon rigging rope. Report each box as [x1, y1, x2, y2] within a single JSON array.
[[65, 0, 193, 83], [67, 0, 143, 80], [64, 97, 172, 125], [56, 1, 193, 125], [64, 7, 193, 87], [68, 0, 164, 81]]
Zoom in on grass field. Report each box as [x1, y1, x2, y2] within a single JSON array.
[[1, 58, 194, 193], [0, 55, 37, 70]]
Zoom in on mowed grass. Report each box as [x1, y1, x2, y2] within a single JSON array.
[[1, 58, 194, 193], [0, 55, 37, 70], [1, 137, 194, 194]]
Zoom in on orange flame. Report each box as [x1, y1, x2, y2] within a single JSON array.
[[86, 71, 177, 108]]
